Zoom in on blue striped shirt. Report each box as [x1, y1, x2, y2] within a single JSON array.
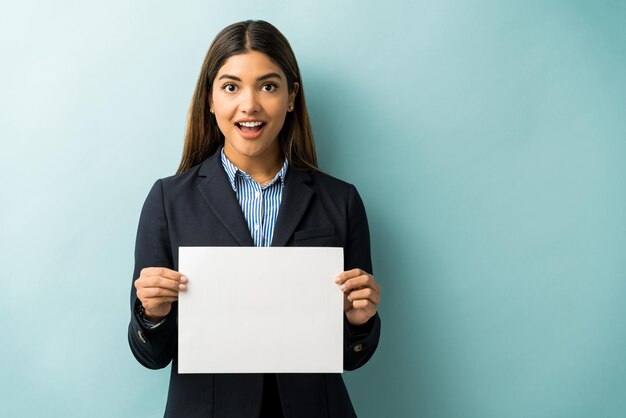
[[220, 148, 288, 247]]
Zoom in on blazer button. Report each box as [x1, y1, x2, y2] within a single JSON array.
[[353, 344, 363, 352], [138, 330, 147, 344]]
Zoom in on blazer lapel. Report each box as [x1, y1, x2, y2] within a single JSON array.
[[271, 168, 313, 247], [196, 152, 254, 246]]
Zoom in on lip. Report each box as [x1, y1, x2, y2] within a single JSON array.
[[234, 118, 266, 124], [236, 122, 266, 139]]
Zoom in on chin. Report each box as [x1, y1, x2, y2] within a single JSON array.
[[228, 139, 278, 160]]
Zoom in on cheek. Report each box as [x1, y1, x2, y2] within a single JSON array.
[[268, 101, 289, 121], [211, 106, 231, 132], [211, 90, 231, 113], [214, 116, 233, 136], [212, 98, 234, 124]]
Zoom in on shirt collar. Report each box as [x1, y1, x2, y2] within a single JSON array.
[[220, 147, 289, 192]]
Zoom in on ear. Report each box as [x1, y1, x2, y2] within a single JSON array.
[[289, 82, 300, 107]]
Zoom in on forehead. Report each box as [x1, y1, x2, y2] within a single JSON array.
[[216, 51, 285, 79]]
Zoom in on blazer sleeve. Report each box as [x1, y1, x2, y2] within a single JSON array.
[[127, 179, 178, 370], [343, 184, 381, 371]]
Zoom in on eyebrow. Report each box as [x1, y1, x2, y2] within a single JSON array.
[[217, 72, 283, 82]]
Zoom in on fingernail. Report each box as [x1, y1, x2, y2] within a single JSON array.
[[179, 284, 187, 291], [180, 276, 188, 283], [334, 276, 341, 283], [340, 284, 346, 291]]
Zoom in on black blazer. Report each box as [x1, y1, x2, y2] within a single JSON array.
[[128, 150, 381, 418]]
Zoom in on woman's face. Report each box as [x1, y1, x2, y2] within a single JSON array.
[[211, 51, 298, 168]]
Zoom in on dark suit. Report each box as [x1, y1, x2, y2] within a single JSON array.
[[128, 150, 381, 418]]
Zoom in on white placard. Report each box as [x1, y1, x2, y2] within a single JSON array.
[[178, 246, 344, 373]]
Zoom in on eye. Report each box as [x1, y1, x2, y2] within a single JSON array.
[[222, 83, 237, 93], [261, 83, 278, 92]]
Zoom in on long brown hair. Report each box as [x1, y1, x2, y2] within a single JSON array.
[[176, 20, 318, 174]]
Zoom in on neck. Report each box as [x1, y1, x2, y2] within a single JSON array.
[[223, 145, 283, 184]]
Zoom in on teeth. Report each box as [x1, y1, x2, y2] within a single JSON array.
[[238, 121, 263, 127]]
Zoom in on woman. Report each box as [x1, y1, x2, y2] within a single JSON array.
[[128, 20, 381, 418]]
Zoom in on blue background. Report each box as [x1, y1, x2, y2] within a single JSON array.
[[1, 1, 625, 417]]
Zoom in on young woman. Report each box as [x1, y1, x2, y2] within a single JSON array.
[[128, 20, 381, 418]]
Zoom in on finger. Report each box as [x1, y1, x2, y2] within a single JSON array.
[[141, 297, 178, 312], [345, 299, 377, 321], [343, 293, 352, 310], [142, 296, 179, 307], [137, 287, 179, 299], [136, 276, 186, 291], [334, 268, 367, 285], [141, 267, 187, 282], [347, 288, 380, 305], [340, 274, 374, 292], [351, 298, 376, 311]]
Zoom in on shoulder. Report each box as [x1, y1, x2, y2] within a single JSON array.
[[298, 169, 364, 209], [307, 169, 357, 195], [159, 163, 201, 187], [153, 154, 216, 197], [144, 166, 197, 204]]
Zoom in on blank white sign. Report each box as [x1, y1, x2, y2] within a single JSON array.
[[178, 246, 344, 373]]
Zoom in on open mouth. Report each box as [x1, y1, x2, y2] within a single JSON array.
[[236, 121, 266, 134]]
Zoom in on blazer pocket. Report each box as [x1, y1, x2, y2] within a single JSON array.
[[293, 226, 336, 241]]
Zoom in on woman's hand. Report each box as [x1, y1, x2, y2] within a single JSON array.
[[335, 268, 381, 326], [134, 267, 188, 321]]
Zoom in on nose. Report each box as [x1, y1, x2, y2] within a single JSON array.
[[238, 88, 261, 114]]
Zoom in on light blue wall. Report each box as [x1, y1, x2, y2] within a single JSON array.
[[1, 1, 625, 417]]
